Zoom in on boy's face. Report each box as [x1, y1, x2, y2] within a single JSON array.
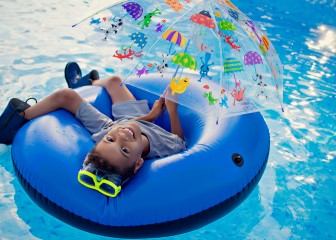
[[95, 122, 145, 175]]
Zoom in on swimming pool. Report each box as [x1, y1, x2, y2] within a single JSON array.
[[0, 0, 335, 239]]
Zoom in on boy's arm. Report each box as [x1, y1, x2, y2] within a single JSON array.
[[165, 99, 184, 140], [133, 98, 166, 122], [133, 113, 155, 122]]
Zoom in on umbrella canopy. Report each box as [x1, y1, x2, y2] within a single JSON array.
[[122, 2, 143, 20], [129, 32, 147, 49], [73, 0, 283, 122], [161, 29, 186, 47], [172, 52, 197, 70], [165, 0, 184, 12], [244, 51, 263, 66], [224, 58, 243, 73], [190, 10, 216, 28], [219, 20, 236, 31]]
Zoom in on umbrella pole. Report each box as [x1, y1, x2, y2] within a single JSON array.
[[121, 12, 129, 19], [172, 39, 191, 79], [122, 42, 134, 50], [172, 66, 180, 79]]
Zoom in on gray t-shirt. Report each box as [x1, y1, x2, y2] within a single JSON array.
[[76, 100, 186, 159]]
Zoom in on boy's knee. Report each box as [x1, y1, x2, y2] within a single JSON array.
[[54, 88, 77, 105], [106, 76, 122, 87]]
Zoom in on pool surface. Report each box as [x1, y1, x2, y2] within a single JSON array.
[[0, 0, 335, 239]]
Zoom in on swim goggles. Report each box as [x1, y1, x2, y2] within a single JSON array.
[[78, 163, 125, 197]]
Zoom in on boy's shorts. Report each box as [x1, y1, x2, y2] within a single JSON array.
[[76, 99, 150, 134]]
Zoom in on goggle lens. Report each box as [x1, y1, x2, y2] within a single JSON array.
[[100, 182, 117, 195], [79, 174, 95, 186]]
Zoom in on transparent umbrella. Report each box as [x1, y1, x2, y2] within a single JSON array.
[[72, 0, 284, 123]]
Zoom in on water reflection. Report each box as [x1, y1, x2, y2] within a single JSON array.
[[306, 25, 336, 53]]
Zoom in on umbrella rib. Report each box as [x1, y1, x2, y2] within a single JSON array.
[[208, 1, 225, 124], [72, 0, 126, 27], [121, 3, 203, 86]]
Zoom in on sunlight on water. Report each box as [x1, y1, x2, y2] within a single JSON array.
[[306, 25, 336, 53]]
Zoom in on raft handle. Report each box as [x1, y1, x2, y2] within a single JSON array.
[[232, 153, 244, 167]]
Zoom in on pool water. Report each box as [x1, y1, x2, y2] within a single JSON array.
[[0, 0, 335, 239]]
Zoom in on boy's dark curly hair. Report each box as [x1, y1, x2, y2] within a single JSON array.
[[84, 145, 135, 182]]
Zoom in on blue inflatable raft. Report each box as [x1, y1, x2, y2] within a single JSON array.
[[11, 78, 269, 238]]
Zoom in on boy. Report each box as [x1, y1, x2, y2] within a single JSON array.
[[0, 63, 186, 195]]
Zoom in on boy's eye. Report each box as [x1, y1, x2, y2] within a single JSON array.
[[107, 136, 114, 142], [122, 147, 129, 153]]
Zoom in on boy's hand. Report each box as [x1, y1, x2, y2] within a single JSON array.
[[163, 87, 179, 113], [149, 97, 166, 121]]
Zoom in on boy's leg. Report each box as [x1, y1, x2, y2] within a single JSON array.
[[0, 88, 83, 145], [24, 89, 83, 120], [92, 76, 136, 104]]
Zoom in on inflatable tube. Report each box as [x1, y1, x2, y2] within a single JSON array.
[[11, 77, 270, 238]]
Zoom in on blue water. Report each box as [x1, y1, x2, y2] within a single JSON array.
[[0, 0, 335, 239]]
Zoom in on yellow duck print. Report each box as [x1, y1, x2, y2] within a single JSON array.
[[170, 76, 190, 95]]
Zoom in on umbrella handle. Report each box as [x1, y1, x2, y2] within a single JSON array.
[[112, 16, 119, 22], [168, 43, 176, 55], [162, 85, 179, 103], [161, 86, 170, 98], [252, 65, 257, 81]]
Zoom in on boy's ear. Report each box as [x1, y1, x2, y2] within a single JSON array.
[[134, 158, 144, 174]]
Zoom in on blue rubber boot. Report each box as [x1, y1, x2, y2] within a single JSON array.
[[64, 62, 99, 89], [0, 98, 34, 145]]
